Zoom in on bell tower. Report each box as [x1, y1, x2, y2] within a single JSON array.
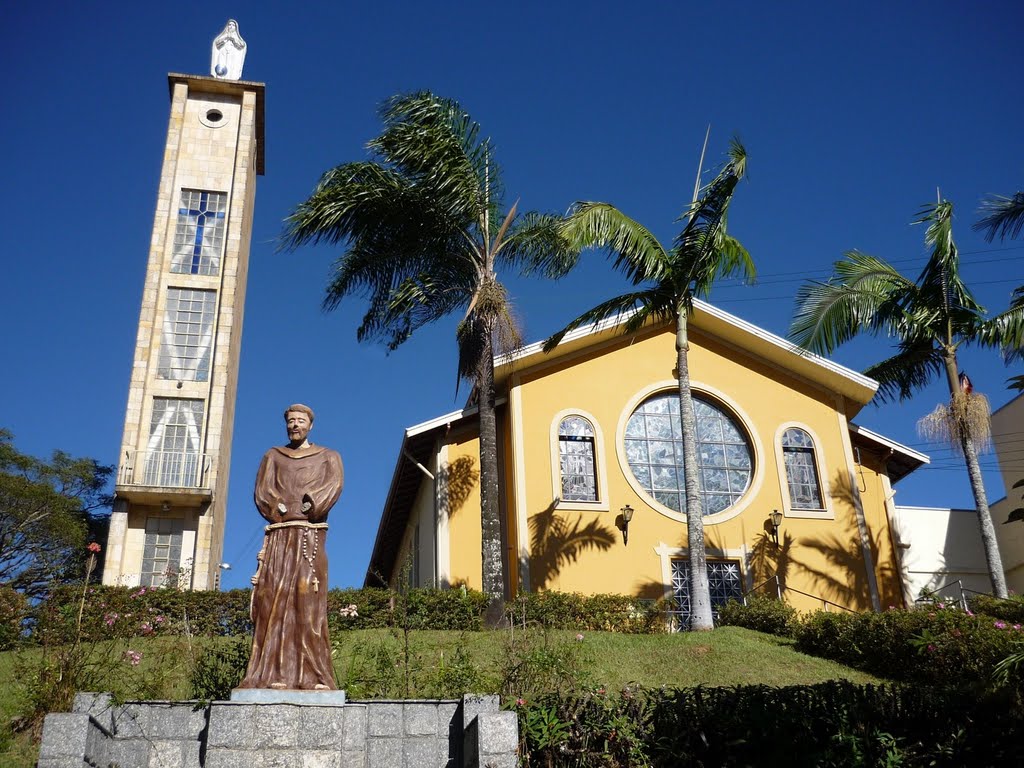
[[102, 22, 264, 589]]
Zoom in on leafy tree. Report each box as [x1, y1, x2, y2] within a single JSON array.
[[281, 92, 572, 620], [543, 137, 752, 630], [974, 191, 1024, 391], [790, 201, 1024, 599], [0, 429, 112, 599]]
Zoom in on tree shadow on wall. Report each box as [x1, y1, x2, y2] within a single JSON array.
[[747, 530, 795, 597], [794, 470, 900, 608], [437, 456, 478, 520], [530, 502, 616, 590]]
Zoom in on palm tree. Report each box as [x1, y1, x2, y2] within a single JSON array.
[[791, 200, 1024, 599], [543, 137, 753, 630], [281, 92, 572, 621], [974, 192, 1024, 243], [974, 192, 1024, 391]]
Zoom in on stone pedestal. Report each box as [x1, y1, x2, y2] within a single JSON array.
[[37, 692, 518, 768]]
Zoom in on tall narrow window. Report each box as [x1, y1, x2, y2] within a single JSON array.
[[144, 398, 205, 487], [171, 190, 226, 275], [140, 517, 184, 587], [158, 288, 216, 381], [782, 428, 823, 509], [558, 416, 598, 501]]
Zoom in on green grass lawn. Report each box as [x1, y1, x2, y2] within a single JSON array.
[[0, 627, 880, 767]]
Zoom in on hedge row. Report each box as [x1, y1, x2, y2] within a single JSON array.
[[518, 680, 1023, 767], [717, 595, 1024, 691], [27, 585, 666, 644]]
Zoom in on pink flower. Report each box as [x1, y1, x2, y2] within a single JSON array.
[[154, 615, 165, 624], [937, 602, 945, 610], [995, 620, 1008, 629], [927, 644, 937, 652], [139, 622, 154, 635], [575, 633, 584, 642], [123, 650, 142, 667], [597, 687, 606, 695], [87, 543, 101, 554], [103, 612, 119, 626], [516, 698, 526, 707], [1014, 624, 1022, 631]]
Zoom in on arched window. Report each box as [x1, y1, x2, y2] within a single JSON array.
[[558, 416, 598, 502], [624, 392, 753, 516], [781, 428, 823, 509]]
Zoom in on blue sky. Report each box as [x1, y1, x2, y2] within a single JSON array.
[[2, 2, 1022, 590]]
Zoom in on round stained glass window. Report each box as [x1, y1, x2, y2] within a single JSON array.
[[624, 392, 752, 515]]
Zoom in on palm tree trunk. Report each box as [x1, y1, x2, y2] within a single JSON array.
[[943, 355, 1009, 598], [676, 309, 714, 631], [477, 328, 506, 625]]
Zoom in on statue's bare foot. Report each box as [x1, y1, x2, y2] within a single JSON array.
[[314, 684, 329, 690], [270, 682, 286, 689]]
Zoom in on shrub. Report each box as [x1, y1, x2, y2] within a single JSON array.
[[508, 591, 665, 633], [970, 593, 1024, 624], [794, 606, 1023, 690], [716, 595, 798, 636], [516, 682, 1024, 767], [189, 637, 251, 701], [0, 583, 28, 650]]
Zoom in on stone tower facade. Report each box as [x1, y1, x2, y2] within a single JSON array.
[[102, 71, 265, 590]]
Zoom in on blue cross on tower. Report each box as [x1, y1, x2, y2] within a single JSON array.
[[178, 192, 225, 274]]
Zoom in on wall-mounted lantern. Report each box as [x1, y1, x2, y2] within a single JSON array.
[[618, 504, 635, 545], [769, 508, 783, 546]]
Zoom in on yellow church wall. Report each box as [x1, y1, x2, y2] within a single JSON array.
[[504, 323, 894, 612], [442, 429, 484, 591]]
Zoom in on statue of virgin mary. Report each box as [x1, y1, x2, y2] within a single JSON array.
[[211, 20, 247, 80]]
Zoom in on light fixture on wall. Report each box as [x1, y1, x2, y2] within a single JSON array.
[[769, 508, 783, 546], [161, 500, 171, 513], [618, 504, 635, 545]]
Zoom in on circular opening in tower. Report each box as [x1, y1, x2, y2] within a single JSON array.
[[206, 109, 223, 123]]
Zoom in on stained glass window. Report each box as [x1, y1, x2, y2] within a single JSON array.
[[140, 517, 184, 587], [559, 416, 598, 502], [157, 288, 216, 381], [624, 393, 752, 515], [144, 398, 204, 487], [171, 190, 226, 275], [782, 428, 824, 509], [669, 558, 743, 630]]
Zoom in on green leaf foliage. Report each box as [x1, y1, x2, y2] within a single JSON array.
[[0, 429, 112, 599]]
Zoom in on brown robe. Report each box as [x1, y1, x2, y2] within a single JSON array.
[[239, 444, 344, 690]]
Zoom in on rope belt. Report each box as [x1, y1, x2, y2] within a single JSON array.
[[265, 520, 329, 532], [250, 520, 331, 617]]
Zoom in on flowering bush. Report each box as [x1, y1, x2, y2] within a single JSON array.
[[794, 606, 1022, 690]]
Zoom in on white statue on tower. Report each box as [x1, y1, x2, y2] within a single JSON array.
[[211, 20, 247, 80]]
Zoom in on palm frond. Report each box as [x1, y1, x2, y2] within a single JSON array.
[[864, 341, 944, 403], [790, 251, 915, 354], [499, 211, 579, 277], [913, 200, 984, 319], [371, 92, 497, 226], [974, 192, 1024, 242], [542, 290, 673, 353], [559, 202, 669, 285], [977, 296, 1024, 364]]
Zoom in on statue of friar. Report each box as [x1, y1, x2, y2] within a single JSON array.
[[238, 404, 343, 690]]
